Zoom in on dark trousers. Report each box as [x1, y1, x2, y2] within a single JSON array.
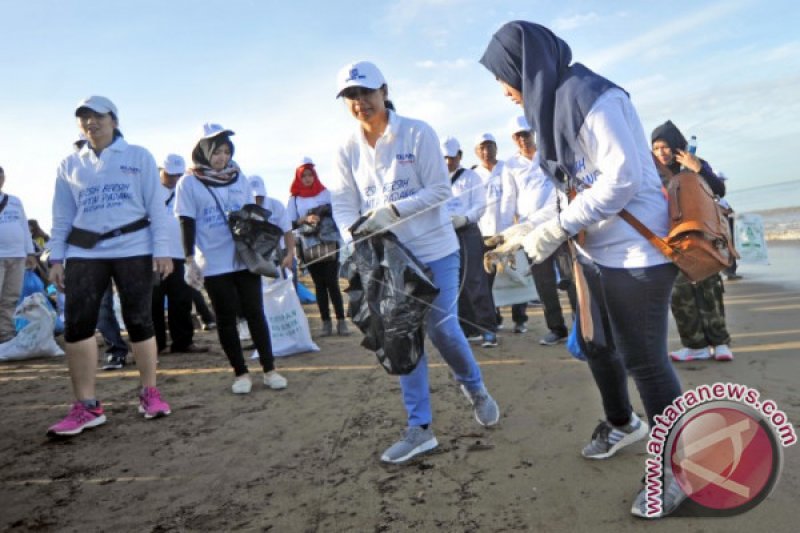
[[579, 259, 681, 427], [151, 259, 194, 352], [64, 255, 154, 343], [307, 259, 345, 321], [456, 224, 497, 335], [531, 252, 577, 336], [204, 270, 274, 376], [191, 289, 215, 325], [97, 283, 128, 357]]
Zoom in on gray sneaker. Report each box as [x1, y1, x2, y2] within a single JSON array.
[[539, 330, 568, 345], [582, 412, 649, 459], [336, 320, 350, 336], [320, 320, 333, 337], [631, 473, 687, 518], [460, 384, 500, 427], [380, 426, 438, 464]]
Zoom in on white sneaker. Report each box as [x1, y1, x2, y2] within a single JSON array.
[[263, 370, 287, 390], [713, 344, 734, 361], [232, 375, 252, 394], [669, 346, 711, 362], [238, 320, 252, 342]]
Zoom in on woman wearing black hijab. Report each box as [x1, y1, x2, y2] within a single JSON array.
[[481, 22, 684, 517]]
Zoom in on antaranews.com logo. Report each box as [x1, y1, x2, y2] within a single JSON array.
[[644, 382, 796, 518]]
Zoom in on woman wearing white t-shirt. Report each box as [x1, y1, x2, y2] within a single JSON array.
[[328, 61, 500, 465], [481, 22, 683, 517], [175, 129, 287, 394]]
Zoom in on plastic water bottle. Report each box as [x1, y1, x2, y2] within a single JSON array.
[[687, 135, 697, 155]]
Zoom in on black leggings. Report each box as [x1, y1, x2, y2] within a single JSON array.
[[64, 255, 154, 343], [307, 260, 345, 321], [204, 269, 274, 376]]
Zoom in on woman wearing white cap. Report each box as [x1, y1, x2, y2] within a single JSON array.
[[328, 60, 500, 464], [47, 96, 173, 437], [174, 128, 288, 394]]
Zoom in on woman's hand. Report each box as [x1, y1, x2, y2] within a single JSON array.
[[281, 251, 294, 270], [184, 257, 204, 290], [674, 149, 702, 173], [49, 263, 65, 291], [521, 218, 568, 264], [153, 257, 174, 279]]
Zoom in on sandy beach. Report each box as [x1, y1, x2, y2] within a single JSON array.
[[1, 242, 798, 532]]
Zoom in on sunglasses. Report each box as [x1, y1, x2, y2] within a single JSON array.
[[341, 86, 378, 100]]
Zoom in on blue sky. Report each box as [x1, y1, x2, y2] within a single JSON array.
[[2, 0, 798, 228]]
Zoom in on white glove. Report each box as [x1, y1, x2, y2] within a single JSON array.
[[355, 205, 400, 235], [483, 221, 534, 273], [184, 259, 204, 290], [484, 222, 534, 250], [451, 215, 468, 229], [521, 217, 569, 264]]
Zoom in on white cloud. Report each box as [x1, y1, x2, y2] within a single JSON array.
[[584, 1, 750, 71], [763, 41, 800, 61], [551, 12, 600, 32], [415, 58, 471, 69]]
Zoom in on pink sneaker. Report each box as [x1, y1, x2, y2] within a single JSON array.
[[138, 387, 172, 419], [47, 402, 106, 437], [713, 344, 734, 361]]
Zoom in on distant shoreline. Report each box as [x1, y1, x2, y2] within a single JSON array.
[[746, 206, 800, 241]]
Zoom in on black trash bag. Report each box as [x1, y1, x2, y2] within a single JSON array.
[[342, 219, 440, 375], [299, 204, 340, 243], [228, 204, 284, 277]]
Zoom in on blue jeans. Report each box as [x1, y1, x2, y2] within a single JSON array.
[[399, 251, 484, 426], [579, 259, 681, 427]]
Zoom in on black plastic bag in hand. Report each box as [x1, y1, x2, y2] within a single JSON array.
[[342, 217, 440, 375], [228, 204, 284, 277]]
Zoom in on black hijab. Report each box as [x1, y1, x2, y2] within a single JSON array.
[[480, 21, 622, 184], [651, 120, 688, 152]]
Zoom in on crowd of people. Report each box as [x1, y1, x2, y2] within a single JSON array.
[[0, 20, 742, 520]]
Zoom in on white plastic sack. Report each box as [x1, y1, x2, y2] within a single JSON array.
[[251, 273, 319, 358], [491, 249, 539, 307], [0, 293, 65, 362], [735, 213, 769, 264]]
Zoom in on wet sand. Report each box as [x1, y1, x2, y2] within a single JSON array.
[[1, 245, 798, 532]]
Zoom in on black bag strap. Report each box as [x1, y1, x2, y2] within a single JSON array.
[[201, 181, 229, 222], [450, 168, 466, 185], [0, 194, 9, 216], [164, 191, 175, 207]]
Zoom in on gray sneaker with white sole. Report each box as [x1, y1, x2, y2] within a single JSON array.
[[381, 426, 438, 464], [461, 384, 500, 427]]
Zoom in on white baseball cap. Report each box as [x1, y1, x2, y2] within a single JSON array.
[[510, 115, 531, 135], [300, 156, 314, 166], [75, 95, 118, 117], [336, 61, 386, 97], [202, 122, 235, 139], [161, 154, 186, 175], [475, 133, 496, 146], [441, 137, 461, 158]]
